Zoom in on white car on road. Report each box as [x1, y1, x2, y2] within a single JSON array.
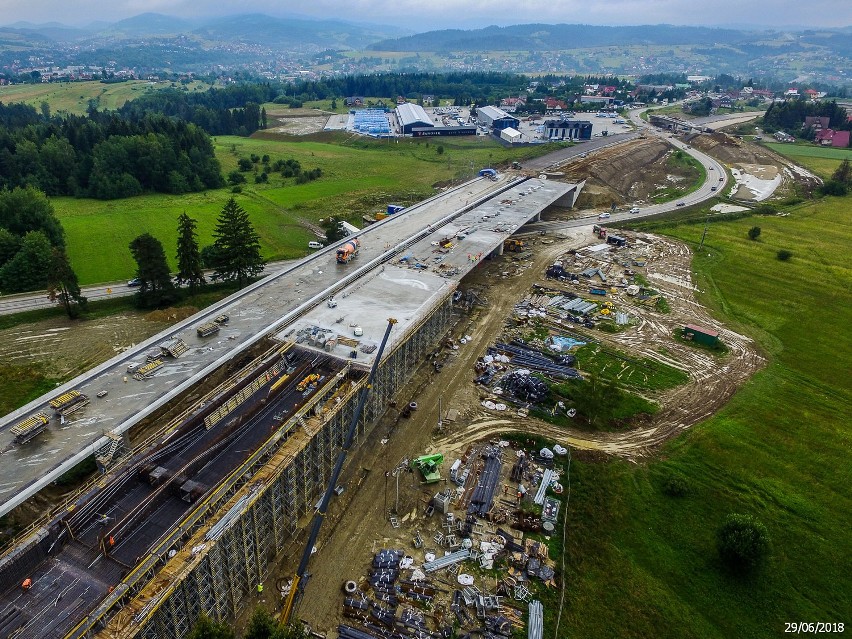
[[598, 212, 610, 219]]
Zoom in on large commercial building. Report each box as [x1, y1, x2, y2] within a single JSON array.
[[395, 103, 433, 134], [543, 119, 593, 141], [412, 126, 476, 137], [476, 106, 520, 131]]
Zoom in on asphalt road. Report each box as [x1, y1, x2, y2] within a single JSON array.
[[0, 107, 737, 317], [0, 261, 295, 316], [524, 106, 729, 233]]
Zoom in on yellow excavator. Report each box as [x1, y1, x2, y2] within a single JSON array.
[[280, 318, 397, 625]]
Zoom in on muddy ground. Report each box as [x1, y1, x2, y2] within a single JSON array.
[[0, 311, 179, 381], [264, 107, 333, 136], [558, 138, 696, 209], [278, 228, 764, 635]]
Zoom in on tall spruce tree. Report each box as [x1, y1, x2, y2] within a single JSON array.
[[175, 212, 205, 290], [47, 247, 86, 318], [129, 233, 175, 307], [212, 198, 264, 288]]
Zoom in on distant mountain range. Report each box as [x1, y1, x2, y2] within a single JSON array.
[[0, 13, 849, 85], [0, 12, 408, 50], [366, 22, 852, 53]]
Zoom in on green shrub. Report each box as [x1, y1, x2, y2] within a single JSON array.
[[777, 249, 793, 261], [717, 513, 770, 569], [662, 474, 690, 497]]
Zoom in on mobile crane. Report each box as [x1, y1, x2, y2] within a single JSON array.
[[280, 317, 397, 624]]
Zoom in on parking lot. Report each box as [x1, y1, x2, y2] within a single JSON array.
[[330, 103, 635, 142]]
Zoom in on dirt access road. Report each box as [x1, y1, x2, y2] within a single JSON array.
[[289, 229, 764, 634]]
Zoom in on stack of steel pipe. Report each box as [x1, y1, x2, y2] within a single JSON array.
[[343, 597, 370, 621], [527, 600, 544, 639], [339, 624, 385, 639], [489, 343, 581, 379], [364, 623, 398, 639], [370, 602, 397, 627], [467, 450, 503, 517], [533, 469, 554, 505]]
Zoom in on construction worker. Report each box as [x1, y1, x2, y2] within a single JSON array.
[[109, 536, 115, 548], [21, 578, 32, 591], [256, 582, 264, 597]]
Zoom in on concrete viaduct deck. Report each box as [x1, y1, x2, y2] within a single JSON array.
[[0, 173, 581, 519]]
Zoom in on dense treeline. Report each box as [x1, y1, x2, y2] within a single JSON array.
[[0, 187, 84, 304], [0, 102, 223, 198], [762, 99, 851, 135], [118, 84, 275, 136]]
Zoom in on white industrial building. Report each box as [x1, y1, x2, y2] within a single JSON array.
[[500, 127, 522, 143]]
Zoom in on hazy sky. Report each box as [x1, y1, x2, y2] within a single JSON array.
[[3, 0, 850, 30]]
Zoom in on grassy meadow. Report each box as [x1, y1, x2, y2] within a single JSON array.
[[560, 195, 852, 638], [764, 142, 852, 179], [56, 132, 553, 284], [0, 79, 209, 115]]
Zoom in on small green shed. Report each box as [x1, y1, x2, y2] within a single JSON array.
[[683, 323, 720, 346]]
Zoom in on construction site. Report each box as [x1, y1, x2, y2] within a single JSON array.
[[0, 173, 587, 639], [0, 120, 783, 639]]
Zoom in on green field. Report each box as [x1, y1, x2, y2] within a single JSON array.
[[0, 79, 209, 115], [574, 344, 690, 391], [764, 142, 852, 179], [56, 133, 554, 284], [561, 196, 852, 638]]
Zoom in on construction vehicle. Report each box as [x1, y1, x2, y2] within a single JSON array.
[[11, 413, 50, 444], [504, 238, 525, 252], [592, 224, 607, 239], [411, 454, 444, 484], [589, 287, 607, 296], [280, 318, 397, 625], [296, 373, 320, 392], [336, 238, 361, 264], [214, 314, 229, 325], [478, 168, 498, 180]]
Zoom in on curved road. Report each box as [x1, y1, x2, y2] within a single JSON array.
[[525, 106, 729, 233]]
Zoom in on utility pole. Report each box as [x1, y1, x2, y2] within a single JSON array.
[[698, 214, 710, 251]]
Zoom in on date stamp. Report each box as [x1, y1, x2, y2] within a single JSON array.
[[785, 622, 845, 633]]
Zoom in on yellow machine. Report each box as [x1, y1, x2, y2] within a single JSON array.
[[296, 374, 320, 392]]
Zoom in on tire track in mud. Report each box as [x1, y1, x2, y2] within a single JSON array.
[[430, 234, 765, 461]]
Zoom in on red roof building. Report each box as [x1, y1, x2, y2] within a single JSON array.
[[831, 131, 850, 148]]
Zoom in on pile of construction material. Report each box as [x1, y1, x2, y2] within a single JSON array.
[[490, 342, 580, 380], [467, 446, 503, 517], [339, 439, 569, 639]]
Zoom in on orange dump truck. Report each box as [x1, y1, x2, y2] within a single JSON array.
[[336, 238, 361, 264]]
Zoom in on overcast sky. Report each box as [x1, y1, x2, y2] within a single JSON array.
[[3, 0, 850, 30]]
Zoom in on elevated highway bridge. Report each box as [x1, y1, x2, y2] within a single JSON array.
[[0, 172, 583, 639]]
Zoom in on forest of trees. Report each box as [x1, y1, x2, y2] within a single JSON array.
[[762, 99, 851, 136], [118, 84, 274, 136], [0, 186, 85, 314], [0, 103, 224, 199]]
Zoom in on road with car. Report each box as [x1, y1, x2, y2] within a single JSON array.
[[0, 107, 736, 316], [524, 106, 729, 234]]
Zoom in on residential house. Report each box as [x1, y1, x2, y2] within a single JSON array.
[[804, 116, 830, 130]]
